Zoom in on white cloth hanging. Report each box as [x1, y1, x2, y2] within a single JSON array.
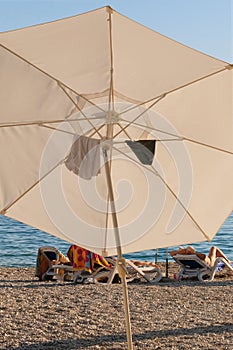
[[65, 135, 101, 180]]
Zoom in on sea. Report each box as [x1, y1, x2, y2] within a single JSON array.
[[0, 213, 232, 267]]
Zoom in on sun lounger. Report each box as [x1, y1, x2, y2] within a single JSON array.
[[59, 257, 163, 284], [35, 246, 114, 283], [35, 246, 72, 281], [172, 254, 233, 281], [125, 259, 163, 283], [36, 246, 163, 284], [87, 257, 162, 284]]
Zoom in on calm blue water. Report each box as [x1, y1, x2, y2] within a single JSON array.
[[0, 213, 232, 267]]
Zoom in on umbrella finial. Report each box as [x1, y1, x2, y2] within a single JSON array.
[[226, 64, 233, 70], [106, 6, 113, 14]]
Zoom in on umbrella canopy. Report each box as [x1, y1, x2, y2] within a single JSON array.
[[0, 6, 232, 256], [0, 7, 232, 349]]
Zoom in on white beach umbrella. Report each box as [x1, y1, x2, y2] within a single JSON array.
[[0, 6, 232, 349]]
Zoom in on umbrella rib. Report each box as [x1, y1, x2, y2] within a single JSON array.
[[182, 137, 233, 155], [116, 94, 166, 117], [113, 94, 166, 138], [39, 124, 75, 136], [37, 121, 106, 140], [57, 82, 104, 139], [113, 145, 211, 241], [0, 120, 71, 128], [119, 119, 233, 155], [164, 66, 231, 97], [152, 168, 211, 241], [118, 66, 231, 117], [116, 123, 133, 140], [0, 158, 65, 215], [119, 118, 182, 139], [40, 123, 108, 140], [0, 42, 106, 113], [0, 116, 104, 129], [113, 138, 181, 144], [88, 123, 106, 138], [0, 44, 229, 128]]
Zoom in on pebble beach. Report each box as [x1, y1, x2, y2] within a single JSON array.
[[0, 263, 232, 350]]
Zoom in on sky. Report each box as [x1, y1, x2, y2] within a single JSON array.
[[0, 0, 232, 62]]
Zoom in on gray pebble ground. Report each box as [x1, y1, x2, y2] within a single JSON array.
[[0, 264, 232, 349]]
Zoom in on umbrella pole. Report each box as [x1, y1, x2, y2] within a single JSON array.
[[165, 247, 169, 278], [103, 148, 133, 350]]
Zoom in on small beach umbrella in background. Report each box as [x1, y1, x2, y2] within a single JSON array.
[[0, 7, 232, 349]]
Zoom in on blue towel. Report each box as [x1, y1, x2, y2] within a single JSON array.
[[216, 261, 233, 272]]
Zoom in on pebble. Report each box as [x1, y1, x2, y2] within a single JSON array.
[[0, 264, 232, 349]]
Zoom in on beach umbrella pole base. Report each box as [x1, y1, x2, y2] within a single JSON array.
[[117, 258, 133, 350]]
